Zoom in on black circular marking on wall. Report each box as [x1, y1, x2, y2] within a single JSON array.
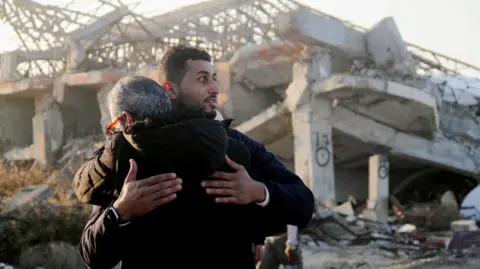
[[378, 164, 389, 179], [315, 147, 331, 167]]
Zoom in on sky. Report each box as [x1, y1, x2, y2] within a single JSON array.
[[0, 0, 479, 69]]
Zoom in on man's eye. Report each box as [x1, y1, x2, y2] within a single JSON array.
[[198, 76, 207, 83]]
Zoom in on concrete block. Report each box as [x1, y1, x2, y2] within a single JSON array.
[[0, 52, 20, 82], [284, 49, 333, 112], [284, 62, 310, 112], [366, 17, 416, 75], [228, 41, 299, 89], [275, 7, 366, 58], [451, 220, 478, 232]]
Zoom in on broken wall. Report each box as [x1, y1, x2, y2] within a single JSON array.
[[0, 97, 35, 153], [53, 81, 102, 139]]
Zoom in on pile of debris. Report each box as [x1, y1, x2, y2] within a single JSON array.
[[299, 193, 480, 268], [0, 136, 106, 268], [47, 135, 105, 188]]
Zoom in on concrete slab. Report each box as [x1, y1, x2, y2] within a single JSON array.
[[365, 17, 416, 75], [0, 78, 53, 98], [237, 100, 478, 177], [325, 106, 477, 176], [236, 103, 291, 145], [312, 74, 439, 139], [63, 70, 125, 86], [228, 41, 303, 89], [275, 7, 366, 58]]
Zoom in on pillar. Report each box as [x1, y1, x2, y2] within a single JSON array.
[[33, 94, 64, 167], [367, 154, 390, 223], [292, 98, 336, 207]]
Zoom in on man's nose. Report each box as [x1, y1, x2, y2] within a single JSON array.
[[208, 81, 220, 94]]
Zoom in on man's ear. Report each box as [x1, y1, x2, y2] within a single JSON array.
[[164, 82, 179, 100], [121, 111, 134, 127]]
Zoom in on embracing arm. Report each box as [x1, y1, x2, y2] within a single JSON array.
[[79, 205, 129, 269], [228, 129, 314, 229], [73, 135, 121, 206]]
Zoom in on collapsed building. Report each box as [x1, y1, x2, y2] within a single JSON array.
[[2, 0, 480, 220]]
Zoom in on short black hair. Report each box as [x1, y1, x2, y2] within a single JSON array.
[[159, 45, 212, 85]]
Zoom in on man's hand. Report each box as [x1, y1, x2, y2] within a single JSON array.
[[254, 244, 264, 263], [284, 244, 297, 261], [201, 156, 266, 204], [113, 159, 182, 221]]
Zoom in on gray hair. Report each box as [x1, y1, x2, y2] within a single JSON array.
[[108, 76, 172, 127]]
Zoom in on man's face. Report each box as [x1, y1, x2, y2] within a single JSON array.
[[171, 60, 220, 116]]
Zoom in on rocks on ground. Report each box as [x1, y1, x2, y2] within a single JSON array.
[[0, 137, 102, 268], [297, 190, 480, 269]]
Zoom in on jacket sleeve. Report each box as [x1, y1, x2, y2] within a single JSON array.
[[228, 129, 314, 230], [73, 138, 117, 206], [79, 206, 128, 269]]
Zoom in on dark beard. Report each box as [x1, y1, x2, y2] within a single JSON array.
[[172, 97, 216, 119]]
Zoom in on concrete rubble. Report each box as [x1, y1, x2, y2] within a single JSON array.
[[296, 192, 480, 269]]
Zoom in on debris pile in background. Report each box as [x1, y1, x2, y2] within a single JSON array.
[[300, 192, 480, 268]]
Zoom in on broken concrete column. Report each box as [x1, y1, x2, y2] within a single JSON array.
[[53, 78, 102, 139], [32, 94, 64, 166], [96, 83, 114, 131], [0, 96, 35, 154], [286, 48, 338, 206], [292, 98, 336, 206], [365, 17, 416, 75], [367, 154, 390, 223]]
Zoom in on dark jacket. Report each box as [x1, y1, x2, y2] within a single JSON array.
[[74, 111, 314, 269]]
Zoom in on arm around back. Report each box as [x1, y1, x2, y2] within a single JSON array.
[[73, 134, 124, 206], [228, 129, 314, 229], [79, 205, 128, 269]]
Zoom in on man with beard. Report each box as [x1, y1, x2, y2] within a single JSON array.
[[74, 46, 314, 268]]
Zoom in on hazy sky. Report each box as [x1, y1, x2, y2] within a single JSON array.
[[1, 0, 478, 68]]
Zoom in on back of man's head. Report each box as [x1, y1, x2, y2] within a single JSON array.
[[158, 45, 212, 86], [108, 76, 172, 128]]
